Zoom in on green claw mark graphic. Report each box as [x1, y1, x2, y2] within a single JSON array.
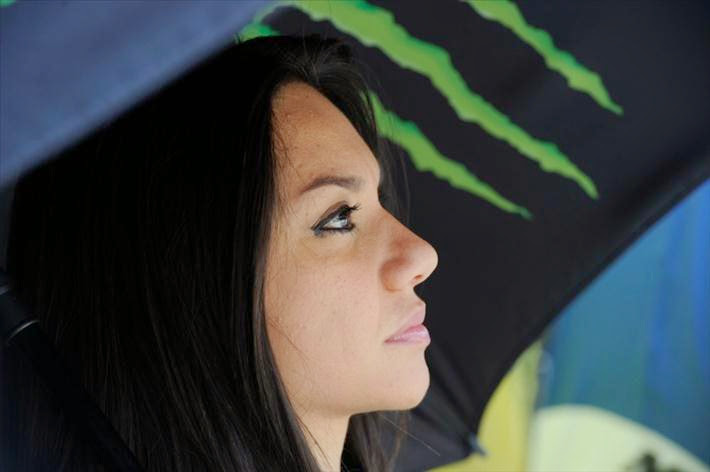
[[368, 92, 533, 220], [0, 0, 16, 7], [237, 21, 279, 41], [237, 20, 532, 220], [236, 3, 282, 41], [283, 0, 598, 199], [467, 0, 623, 116]]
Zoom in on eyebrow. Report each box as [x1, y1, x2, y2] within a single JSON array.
[[299, 175, 365, 197]]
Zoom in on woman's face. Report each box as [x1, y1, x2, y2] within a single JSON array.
[[265, 81, 438, 420]]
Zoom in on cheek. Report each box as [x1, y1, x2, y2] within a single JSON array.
[[264, 237, 383, 392], [268, 251, 379, 355]]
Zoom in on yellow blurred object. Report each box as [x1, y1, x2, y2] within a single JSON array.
[[431, 341, 542, 472], [528, 405, 709, 472]]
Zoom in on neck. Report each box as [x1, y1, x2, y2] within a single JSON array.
[[298, 411, 349, 471]]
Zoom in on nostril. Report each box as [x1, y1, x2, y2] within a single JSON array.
[[408, 236, 438, 287]]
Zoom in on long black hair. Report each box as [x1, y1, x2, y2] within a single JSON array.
[[0, 34, 409, 471]]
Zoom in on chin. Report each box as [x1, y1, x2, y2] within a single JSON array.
[[383, 356, 431, 411], [402, 364, 431, 409]]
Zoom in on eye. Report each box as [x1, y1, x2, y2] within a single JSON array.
[[312, 204, 361, 237]]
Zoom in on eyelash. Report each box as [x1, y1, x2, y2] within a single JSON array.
[[312, 203, 361, 237]]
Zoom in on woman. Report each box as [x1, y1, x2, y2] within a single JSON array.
[[1, 34, 438, 471]]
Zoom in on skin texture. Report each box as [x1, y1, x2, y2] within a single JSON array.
[[265, 81, 439, 470]]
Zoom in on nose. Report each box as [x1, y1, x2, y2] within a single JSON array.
[[381, 214, 439, 292]]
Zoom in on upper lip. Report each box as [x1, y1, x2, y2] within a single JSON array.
[[386, 303, 426, 342]]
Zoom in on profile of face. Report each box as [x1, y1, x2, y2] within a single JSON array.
[[264, 81, 439, 424]]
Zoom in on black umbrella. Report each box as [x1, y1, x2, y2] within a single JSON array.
[[2, 1, 709, 471], [243, 1, 710, 469]]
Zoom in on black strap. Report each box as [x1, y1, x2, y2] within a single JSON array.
[[1, 270, 143, 472]]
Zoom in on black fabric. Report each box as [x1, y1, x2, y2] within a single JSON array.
[[1, 279, 142, 471]]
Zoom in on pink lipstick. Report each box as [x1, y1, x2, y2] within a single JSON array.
[[385, 305, 430, 344], [385, 324, 430, 344]]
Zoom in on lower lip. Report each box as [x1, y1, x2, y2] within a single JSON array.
[[385, 324, 431, 344]]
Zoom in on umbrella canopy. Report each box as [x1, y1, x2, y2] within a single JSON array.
[[0, 0, 264, 188], [2, 1, 709, 470]]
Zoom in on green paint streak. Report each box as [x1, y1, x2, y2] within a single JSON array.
[[237, 21, 279, 42], [236, 19, 532, 219], [468, 0, 623, 116], [235, 4, 281, 42], [0, 0, 17, 7], [369, 92, 533, 220], [288, 0, 598, 199]]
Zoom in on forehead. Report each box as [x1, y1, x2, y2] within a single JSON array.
[[271, 81, 380, 198]]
